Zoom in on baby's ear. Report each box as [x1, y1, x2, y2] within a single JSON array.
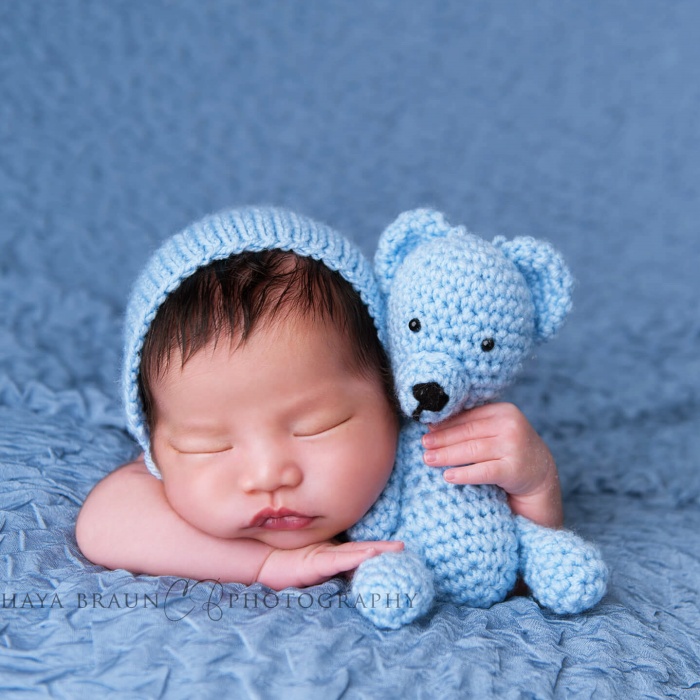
[[494, 236, 574, 343], [374, 209, 452, 294]]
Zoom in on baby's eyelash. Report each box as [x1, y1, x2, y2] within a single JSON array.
[[174, 446, 233, 455], [294, 416, 352, 437]]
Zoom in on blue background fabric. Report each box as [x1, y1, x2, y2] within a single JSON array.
[[1, 1, 699, 697]]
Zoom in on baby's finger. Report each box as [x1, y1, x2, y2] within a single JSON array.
[[423, 435, 501, 468], [339, 540, 404, 553], [315, 547, 387, 578], [423, 415, 497, 449], [427, 403, 501, 432], [441, 459, 504, 486]]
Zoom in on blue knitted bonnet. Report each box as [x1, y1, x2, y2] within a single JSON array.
[[122, 207, 386, 479]]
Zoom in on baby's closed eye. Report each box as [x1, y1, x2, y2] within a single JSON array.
[[170, 442, 234, 455], [292, 415, 353, 438]]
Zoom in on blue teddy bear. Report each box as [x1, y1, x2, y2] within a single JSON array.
[[348, 209, 608, 629]]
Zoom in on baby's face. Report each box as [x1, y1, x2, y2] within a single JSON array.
[[149, 312, 399, 549]]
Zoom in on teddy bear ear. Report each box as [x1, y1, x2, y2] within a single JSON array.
[[494, 236, 574, 343], [374, 209, 453, 294]]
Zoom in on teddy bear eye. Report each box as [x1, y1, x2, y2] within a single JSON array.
[[481, 338, 496, 352], [408, 318, 422, 332]]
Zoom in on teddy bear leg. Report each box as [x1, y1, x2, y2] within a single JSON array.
[[349, 550, 435, 629], [514, 515, 608, 614]]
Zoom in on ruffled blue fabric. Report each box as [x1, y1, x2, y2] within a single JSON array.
[[2, 1, 699, 697]]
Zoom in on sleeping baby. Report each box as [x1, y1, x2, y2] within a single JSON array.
[[76, 207, 563, 589]]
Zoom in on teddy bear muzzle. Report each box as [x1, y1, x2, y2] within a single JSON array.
[[395, 352, 469, 423]]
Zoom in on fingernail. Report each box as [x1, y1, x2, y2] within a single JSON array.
[[422, 433, 436, 447], [444, 470, 455, 482], [424, 450, 437, 464]]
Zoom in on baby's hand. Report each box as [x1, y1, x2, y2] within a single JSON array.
[[256, 539, 404, 590], [421, 402, 563, 529]]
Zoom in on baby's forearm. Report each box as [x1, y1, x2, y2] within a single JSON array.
[[76, 460, 273, 585], [76, 459, 401, 588]]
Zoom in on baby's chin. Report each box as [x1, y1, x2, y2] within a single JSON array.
[[181, 507, 348, 549], [248, 522, 342, 550], [174, 506, 343, 550], [235, 512, 372, 550], [181, 516, 340, 549]]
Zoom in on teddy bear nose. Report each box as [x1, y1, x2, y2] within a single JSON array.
[[412, 382, 449, 419]]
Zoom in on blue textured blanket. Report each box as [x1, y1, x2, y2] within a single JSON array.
[[2, 2, 699, 697]]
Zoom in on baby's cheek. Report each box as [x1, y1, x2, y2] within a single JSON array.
[[333, 434, 396, 515], [164, 470, 225, 534], [162, 476, 194, 519]]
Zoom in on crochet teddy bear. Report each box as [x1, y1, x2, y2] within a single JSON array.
[[348, 209, 608, 629]]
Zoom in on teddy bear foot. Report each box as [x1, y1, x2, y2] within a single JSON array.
[[350, 550, 435, 629], [515, 515, 608, 614]]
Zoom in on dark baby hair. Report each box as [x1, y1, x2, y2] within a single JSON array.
[[138, 249, 397, 431]]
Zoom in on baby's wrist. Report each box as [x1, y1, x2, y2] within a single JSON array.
[[508, 479, 563, 529]]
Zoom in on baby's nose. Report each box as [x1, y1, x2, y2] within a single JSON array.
[[240, 460, 303, 493]]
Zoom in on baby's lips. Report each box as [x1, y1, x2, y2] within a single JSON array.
[[248, 507, 314, 528]]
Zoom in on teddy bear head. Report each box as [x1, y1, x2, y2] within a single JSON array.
[[375, 209, 573, 423]]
